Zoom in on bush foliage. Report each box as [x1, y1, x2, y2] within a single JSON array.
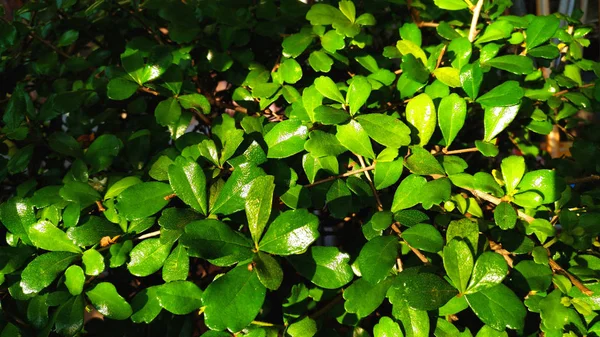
[[1, 0, 600, 336]]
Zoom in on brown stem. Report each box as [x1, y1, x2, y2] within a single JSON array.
[[391, 224, 430, 264], [567, 175, 600, 184], [95, 200, 106, 212], [466, 188, 536, 224], [138, 86, 159, 96], [548, 258, 593, 296], [468, 0, 485, 42], [305, 164, 376, 188], [164, 193, 177, 200], [356, 155, 383, 211], [418, 21, 439, 28], [434, 147, 479, 157], [435, 44, 447, 69], [553, 83, 595, 97]]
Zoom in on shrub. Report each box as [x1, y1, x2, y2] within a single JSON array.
[[1, 0, 600, 336]]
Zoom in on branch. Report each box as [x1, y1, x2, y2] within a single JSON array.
[[567, 175, 600, 184], [549, 258, 593, 296], [356, 155, 383, 211], [553, 83, 595, 97], [305, 164, 376, 188], [468, 0, 485, 42], [465, 188, 536, 224], [391, 224, 430, 264], [433, 147, 479, 157]]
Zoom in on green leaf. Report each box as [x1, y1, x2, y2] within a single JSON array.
[[259, 209, 319, 256], [465, 284, 526, 331], [400, 22, 422, 46], [20, 252, 78, 294], [29, 220, 81, 253], [253, 251, 283, 290], [513, 260, 552, 292], [162, 244, 189, 282], [27, 294, 49, 329], [397, 40, 428, 65], [85, 134, 122, 173], [168, 158, 207, 215], [485, 55, 534, 75], [210, 165, 265, 216], [49, 132, 83, 158], [433, 67, 461, 87], [59, 181, 101, 208], [402, 224, 444, 253], [526, 15, 561, 50], [288, 317, 318, 337], [156, 281, 203, 315], [494, 202, 517, 230], [67, 216, 122, 247], [500, 156, 525, 195], [326, 179, 352, 219], [476, 21, 513, 44], [398, 269, 458, 310], [346, 75, 372, 115], [321, 30, 345, 53], [264, 119, 309, 158], [336, 120, 375, 159], [155, 97, 182, 126], [313, 106, 350, 125], [55, 295, 84, 336], [314, 76, 345, 104], [477, 81, 523, 107], [356, 114, 411, 148], [434, 0, 468, 10], [282, 31, 314, 58], [443, 239, 474, 293], [339, 0, 356, 22], [127, 238, 173, 277], [475, 140, 499, 157], [374, 160, 404, 190], [438, 93, 467, 148], [304, 130, 347, 157], [279, 58, 303, 84], [404, 146, 445, 175], [483, 104, 521, 142], [178, 93, 211, 114], [0, 197, 35, 245], [516, 170, 565, 204], [107, 77, 138, 101], [466, 252, 508, 294], [356, 235, 398, 284], [373, 316, 403, 337], [104, 176, 142, 200], [245, 176, 275, 244], [181, 219, 252, 267], [202, 265, 266, 332], [387, 295, 429, 337], [117, 182, 173, 220], [110, 240, 133, 268], [82, 249, 105, 276], [131, 286, 161, 324], [369, 211, 393, 231], [287, 246, 354, 289], [406, 93, 436, 146], [309, 50, 334, 72], [64, 265, 85, 296], [392, 174, 427, 212], [476, 325, 508, 337], [306, 4, 346, 26], [86, 282, 132, 320], [344, 278, 393, 318], [460, 63, 483, 99]]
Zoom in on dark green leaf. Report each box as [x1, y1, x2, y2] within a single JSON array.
[[466, 252, 508, 294], [344, 278, 393, 318], [86, 282, 132, 320], [259, 209, 319, 256], [494, 202, 517, 230], [402, 224, 444, 253], [443, 239, 473, 293], [127, 238, 173, 277], [465, 284, 526, 331], [287, 246, 354, 289], [202, 265, 266, 332], [397, 270, 457, 310], [117, 182, 173, 220], [168, 158, 207, 215], [162, 244, 189, 282], [356, 235, 398, 284], [253, 251, 283, 290], [20, 252, 78, 294], [29, 220, 81, 253], [156, 281, 203, 315], [0, 197, 35, 245], [485, 55, 534, 75]]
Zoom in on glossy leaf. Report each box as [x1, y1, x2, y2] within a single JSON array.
[[356, 114, 411, 148], [245, 176, 275, 244], [483, 104, 520, 142], [438, 93, 466, 148], [162, 244, 189, 282], [259, 209, 319, 256], [336, 120, 375, 159], [392, 174, 427, 212], [466, 252, 508, 294], [20, 252, 78, 294], [526, 15, 561, 50], [402, 224, 444, 253], [516, 170, 565, 204], [443, 239, 474, 293], [346, 75, 371, 115], [127, 238, 173, 277], [356, 235, 399, 284], [168, 158, 207, 215], [406, 93, 436, 146], [202, 265, 266, 332], [86, 282, 132, 320], [287, 246, 354, 289], [465, 284, 526, 331], [117, 182, 173, 220], [253, 251, 283, 290], [344, 278, 392, 319], [264, 119, 309, 158], [314, 76, 345, 104], [397, 269, 458, 310], [29, 220, 81, 253], [404, 146, 445, 175], [156, 281, 203, 315]]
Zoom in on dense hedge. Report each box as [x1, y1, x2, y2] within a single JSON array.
[[1, 0, 600, 336]]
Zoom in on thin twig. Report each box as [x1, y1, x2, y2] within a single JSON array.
[[435, 44, 447, 69], [391, 224, 430, 264], [553, 83, 595, 97], [468, 0, 485, 42], [356, 155, 383, 211], [567, 175, 600, 184], [549, 258, 593, 295], [135, 230, 161, 241], [418, 21, 439, 28], [466, 188, 536, 224], [305, 164, 376, 188], [434, 147, 479, 157]]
